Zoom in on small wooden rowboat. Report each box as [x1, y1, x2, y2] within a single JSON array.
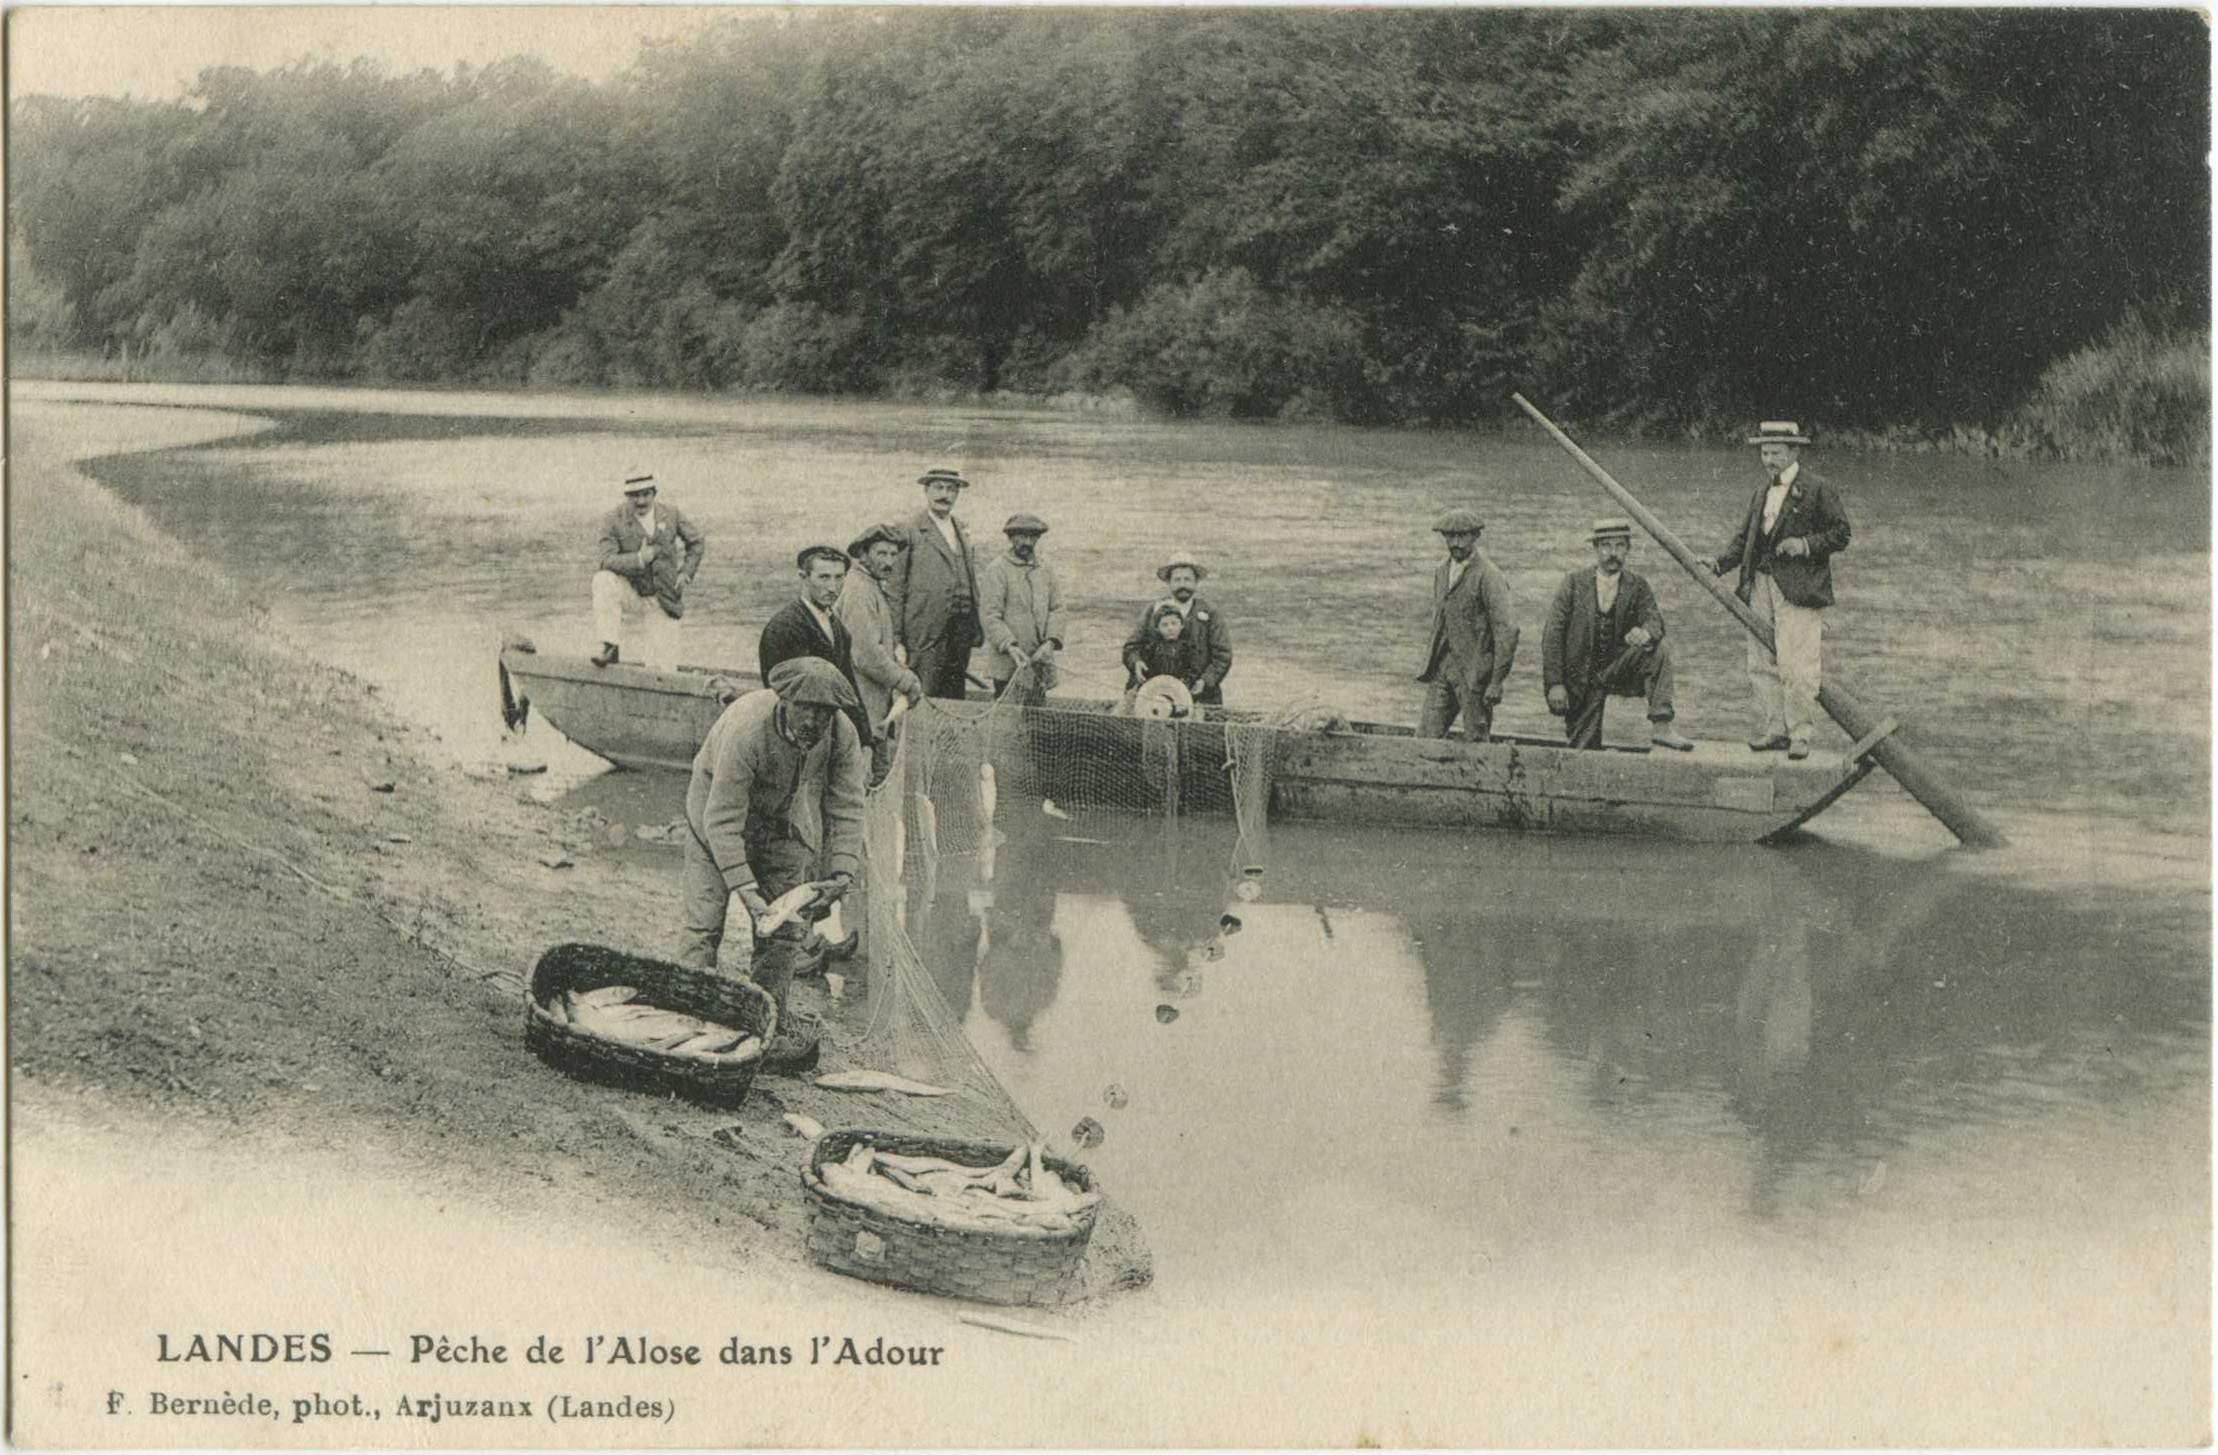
[[497, 642, 1877, 844]]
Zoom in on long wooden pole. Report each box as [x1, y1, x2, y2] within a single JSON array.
[[1511, 393, 2007, 849]]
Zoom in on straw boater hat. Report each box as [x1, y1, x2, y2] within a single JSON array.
[[1587, 516, 1635, 543], [621, 473, 656, 495], [847, 521, 907, 558], [1746, 420, 1811, 446], [1432, 508, 1486, 535], [1156, 553, 1208, 582], [917, 467, 970, 489]]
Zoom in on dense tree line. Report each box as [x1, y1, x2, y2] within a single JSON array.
[[10, 10, 2207, 436]]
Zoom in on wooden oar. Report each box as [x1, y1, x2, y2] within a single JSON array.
[[1512, 393, 2006, 849]]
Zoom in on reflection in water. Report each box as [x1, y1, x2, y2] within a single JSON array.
[[975, 811, 1067, 1052]]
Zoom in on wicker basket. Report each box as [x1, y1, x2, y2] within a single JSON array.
[[524, 942, 775, 1108], [802, 1129, 1099, 1307]]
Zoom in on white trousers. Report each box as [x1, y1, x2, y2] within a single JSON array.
[[591, 571, 680, 670], [1745, 573, 1824, 741]]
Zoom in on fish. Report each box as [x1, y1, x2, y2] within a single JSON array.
[[782, 1113, 826, 1140], [754, 881, 823, 936], [669, 1030, 733, 1054], [814, 1069, 954, 1097], [1041, 798, 1071, 821], [979, 761, 998, 824], [876, 1163, 929, 1194], [1026, 1142, 1046, 1200], [878, 695, 912, 735], [724, 1035, 763, 1060], [544, 993, 573, 1025], [576, 985, 641, 1008], [914, 792, 940, 877]]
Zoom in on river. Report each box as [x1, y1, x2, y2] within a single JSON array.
[[20, 380, 2211, 1436]]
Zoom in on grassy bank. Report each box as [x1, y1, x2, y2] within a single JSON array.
[[7, 403, 1148, 1304]]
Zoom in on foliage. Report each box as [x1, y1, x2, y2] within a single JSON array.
[[2014, 316, 2212, 468], [7, 11, 2207, 453]]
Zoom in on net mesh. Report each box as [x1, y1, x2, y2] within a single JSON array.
[[852, 666, 1294, 1133]]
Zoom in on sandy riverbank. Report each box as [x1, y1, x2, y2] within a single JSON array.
[[9, 399, 1150, 1440]]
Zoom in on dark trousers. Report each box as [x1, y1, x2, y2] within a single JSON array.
[[1565, 640, 1677, 749], [678, 828, 815, 1023], [912, 618, 978, 700]]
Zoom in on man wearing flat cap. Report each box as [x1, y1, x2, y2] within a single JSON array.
[[888, 467, 985, 701], [836, 522, 925, 781], [1121, 553, 1234, 707], [978, 513, 1065, 705], [681, 658, 867, 1070], [759, 544, 874, 755], [1417, 508, 1519, 741], [1543, 518, 1695, 751], [591, 473, 707, 669], [1709, 421, 1852, 760]]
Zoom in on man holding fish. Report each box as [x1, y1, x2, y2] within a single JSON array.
[[835, 522, 925, 783], [680, 658, 868, 1071]]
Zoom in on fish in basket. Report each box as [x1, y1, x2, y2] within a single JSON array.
[[524, 942, 776, 1108], [801, 1129, 1102, 1307]]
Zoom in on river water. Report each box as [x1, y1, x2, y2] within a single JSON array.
[[22, 381, 2211, 1434]]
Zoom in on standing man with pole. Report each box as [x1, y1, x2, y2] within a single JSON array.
[[1709, 422, 1852, 760], [1416, 508, 1519, 742], [888, 467, 985, 701]]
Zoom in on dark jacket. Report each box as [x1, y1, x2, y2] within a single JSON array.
[[597, 503, 707, 619], [1543, 567, 1665, 694], [757, 597, 874, 746], [1716, 468, 1851, 609], [887, 508, 985, 653], [1121, 596, 1233, 693], [1417, 551, 1519, 699]]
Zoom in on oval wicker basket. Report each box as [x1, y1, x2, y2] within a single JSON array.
[[525, 942, 775, 1108], [801, 1128, 1099, 1307]]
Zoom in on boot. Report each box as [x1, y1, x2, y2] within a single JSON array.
[[590, 641, 621, 668]]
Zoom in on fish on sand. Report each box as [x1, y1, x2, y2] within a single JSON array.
[[815, 1069, 954, 1097]]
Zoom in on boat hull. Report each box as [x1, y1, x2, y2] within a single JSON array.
[[497, 647, 1861, 844]]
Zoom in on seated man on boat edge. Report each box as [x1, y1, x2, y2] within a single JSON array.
[[590, 472, 706, 669], [1416, 508, 1518, 741], [1119, 552, 1233, 708], [1542, 517, 1696, 751]]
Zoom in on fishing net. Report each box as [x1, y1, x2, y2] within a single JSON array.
[[852, 667, 1307, 1127]]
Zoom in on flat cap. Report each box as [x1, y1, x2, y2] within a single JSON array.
[[1587, 516, 1635, 542], [1156, 553, 1208, 582], [917, 467, 970, 489], [767, 657, 859, 710], [1003, 512, 1049, 536], [795, 543, 850, 571], [1432, 508, 1486, 535], [847, 521, 908, 558]]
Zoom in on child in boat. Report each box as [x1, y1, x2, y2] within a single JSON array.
[[1120, 600, 1206, 715]]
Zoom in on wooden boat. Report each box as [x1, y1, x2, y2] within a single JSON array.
[[497, 643, 1877, 844]]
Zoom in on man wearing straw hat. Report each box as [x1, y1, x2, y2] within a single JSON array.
[[1417, 507, 1519, 741], [978, 513, 1065, 706], [1709, 421, 1852, 760], [590, 472, 706, 669], [1543, 518, 1696, 751], [680, 658, 866, 1072], [1121, 552, 1234, 706], [888, 466, 986, 701]]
